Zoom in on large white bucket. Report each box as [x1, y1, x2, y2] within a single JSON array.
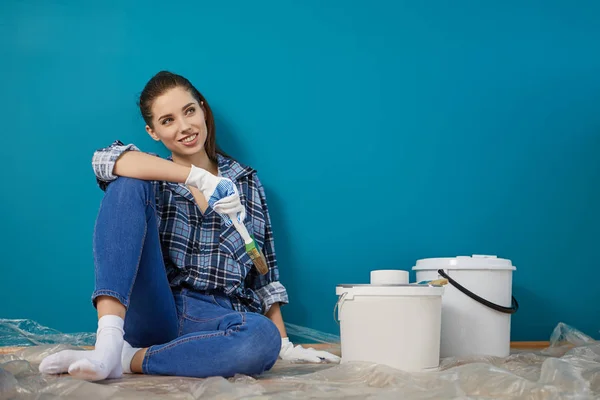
[[413, 255, 518, 358], [335, 280, 444, 372]]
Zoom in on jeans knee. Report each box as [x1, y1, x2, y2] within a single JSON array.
[[107, 177, 151, 193], [259, 315, 282, 366], [104, 177, 153, 205], [237, 314, 281, 374]]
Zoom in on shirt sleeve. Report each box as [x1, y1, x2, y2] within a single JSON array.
[[91, 140, 140, 191], [250, 174, 290, 314]]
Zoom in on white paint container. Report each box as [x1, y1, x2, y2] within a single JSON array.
[[413, 255, 518, 358], [370, 270, 409, 285], [335, 277, 444, 372]]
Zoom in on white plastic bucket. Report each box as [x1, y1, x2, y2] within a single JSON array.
[[335, 281, 444, 372], [413, 255, 518, 358]]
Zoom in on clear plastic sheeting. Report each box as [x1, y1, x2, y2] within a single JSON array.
[[0, 319, 327, 349], [0, 320, 598, 399], [285, 322, 341, 345], [0, 319, 95, 347]]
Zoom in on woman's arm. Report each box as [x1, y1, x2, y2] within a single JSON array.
[[113, 151, 191, 183], [265, 302, 287, 338], [92, 141, 191, 188]]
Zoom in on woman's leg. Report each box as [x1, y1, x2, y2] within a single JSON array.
[[137, 290, 282, 378], [93, 178, 179, 348], [39, 177, 179, 380]]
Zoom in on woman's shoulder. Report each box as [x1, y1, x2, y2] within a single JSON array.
[[217, 153, 257, 182]]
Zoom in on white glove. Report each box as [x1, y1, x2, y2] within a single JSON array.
[[279, 337, 341, 363], [212, 194, 246, 224], [185, 165, 245, 225]]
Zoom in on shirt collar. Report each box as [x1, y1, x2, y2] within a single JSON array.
[[216, 153, 255, 182]]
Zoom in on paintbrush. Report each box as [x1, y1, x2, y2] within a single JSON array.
[[230, 215, 269, 275]]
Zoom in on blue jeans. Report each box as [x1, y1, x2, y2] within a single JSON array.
[[92, 177, 281, 378]]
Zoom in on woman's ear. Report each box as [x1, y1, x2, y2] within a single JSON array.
[[146, 125, 160, 141]]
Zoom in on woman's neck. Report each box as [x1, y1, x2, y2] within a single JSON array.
[[172, 149, 219, 176]]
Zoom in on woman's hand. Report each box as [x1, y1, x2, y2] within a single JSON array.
[[185, 165, 236, 204], [186, 165, 246, 224], [279, 338, 341, 363], [212, 194, 246, 224]]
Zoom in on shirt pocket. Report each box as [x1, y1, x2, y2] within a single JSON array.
[[218, 223, 254, 281]]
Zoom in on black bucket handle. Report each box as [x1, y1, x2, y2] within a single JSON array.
[[437, 269, 519, 314]]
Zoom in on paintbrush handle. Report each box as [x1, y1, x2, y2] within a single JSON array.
[[230, 214, 252, 245]]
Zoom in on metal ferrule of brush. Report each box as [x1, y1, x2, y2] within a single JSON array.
[[230, 214, 269, 275]]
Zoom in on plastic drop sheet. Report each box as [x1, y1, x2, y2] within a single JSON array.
[[1, 319, 599, 399]]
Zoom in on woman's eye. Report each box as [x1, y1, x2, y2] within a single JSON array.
[[161, 118, 173, 125], [185, 107, 195, 115]]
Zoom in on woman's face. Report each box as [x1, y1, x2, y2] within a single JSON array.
[[145, 86, 208, 157]]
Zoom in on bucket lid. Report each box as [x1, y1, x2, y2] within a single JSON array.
[[336, 283, 444, 297], [412, 255, 516, 271]]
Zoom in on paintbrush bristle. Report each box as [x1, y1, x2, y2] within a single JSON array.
[[247, 247, 269, 275]]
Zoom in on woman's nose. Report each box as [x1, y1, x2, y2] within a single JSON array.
[[179, 117, 191, 132]]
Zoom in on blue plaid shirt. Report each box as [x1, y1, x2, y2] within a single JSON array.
[[92, 141, 289, 314]]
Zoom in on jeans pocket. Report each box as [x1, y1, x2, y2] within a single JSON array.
[[211, 293, 234, 310], [178, 290, 241, 335], [182, 291, 225, 322]]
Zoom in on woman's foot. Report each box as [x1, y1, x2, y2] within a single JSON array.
[[39, 315, 125, 381]]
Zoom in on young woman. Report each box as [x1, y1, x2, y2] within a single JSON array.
[[39, 71, 339, 381]]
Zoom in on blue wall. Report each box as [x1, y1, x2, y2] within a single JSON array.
[[1, 1, 599, 341]]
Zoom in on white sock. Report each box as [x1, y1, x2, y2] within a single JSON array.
[[39, 315, 125, 381], [121, 341, 141, 374], [39, 348, 86, 375], [40, 336, 141, 376]]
